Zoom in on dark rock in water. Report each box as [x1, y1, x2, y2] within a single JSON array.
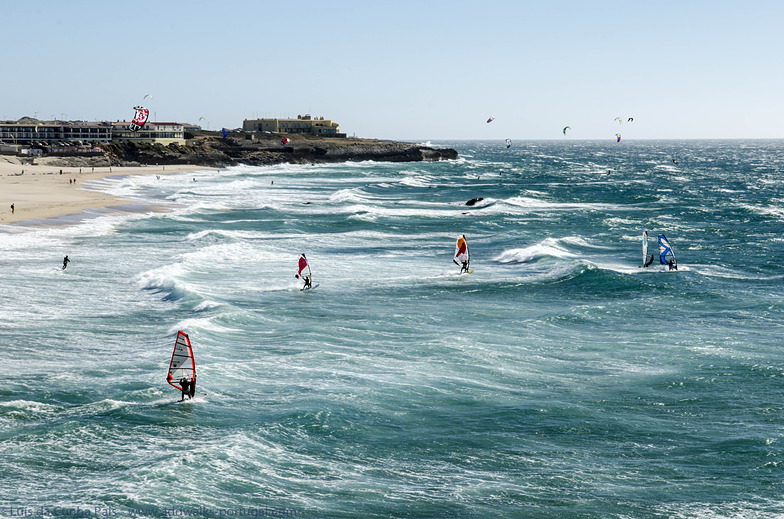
[[466, 197, 484, 206]]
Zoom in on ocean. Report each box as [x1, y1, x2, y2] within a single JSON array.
[[1, 140, 783, 518]]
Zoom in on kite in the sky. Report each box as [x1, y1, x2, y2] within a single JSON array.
[[563, 126, 571, 135], [144, 94, 153, 100], [130, 106, 150, 132], [614, 117, 623, 125], [615, 133, 622, 142], [487, 117, 495, 123], [627, 117, 634, 122]]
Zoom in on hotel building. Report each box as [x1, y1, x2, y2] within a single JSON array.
[[242, 114, 342, 136]]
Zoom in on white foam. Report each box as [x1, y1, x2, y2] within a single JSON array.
[[399, 175, 434, 187], [739, 203, 784, 220], [690, 265, 783, 281], [504, 196, 623, 212], [133, 263, 188, 292], [495, 238, 577, 264], [329, 188, 370, 204], [0, 400, 61, 415], [194, 300, 222, 312]]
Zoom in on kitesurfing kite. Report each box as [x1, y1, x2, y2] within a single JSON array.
[[453, 235, 471, 274], [130, 106, 150, 132], [615, 133, 622, 142], [144, 94, 153, 101], [614, 117, 623, 125], [505, 139, 512, 148], [563, 126, 571, 135], [487, 117, 495, 123], [627, 117, 634, 122], [166, 331, 196, 400]]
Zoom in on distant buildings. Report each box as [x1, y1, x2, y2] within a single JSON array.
[[0, 120, 185, 146], [0, 121, 113, 145], [111, 121, 186, 145], [242, 114, 343, 137], [0, 113, 344, 156]]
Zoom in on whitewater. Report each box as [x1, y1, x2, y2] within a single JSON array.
[[1, 140, 783, 518]]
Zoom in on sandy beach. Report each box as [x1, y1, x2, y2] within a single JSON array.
[[0, 156, 210, 226]]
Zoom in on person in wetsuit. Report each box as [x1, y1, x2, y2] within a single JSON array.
[[179, 377, 190, 401]]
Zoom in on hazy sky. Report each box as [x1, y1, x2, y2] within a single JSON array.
[[3, 1, 783, 140]]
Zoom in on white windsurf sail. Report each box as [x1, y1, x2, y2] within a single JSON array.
[[167, 331, 195, 391], [642, 231, 649, 266]]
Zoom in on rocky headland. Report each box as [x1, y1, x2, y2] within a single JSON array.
[[26, 131, 457, 168]]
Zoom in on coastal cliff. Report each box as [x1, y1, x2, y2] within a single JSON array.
[[36, 132, 456, 168]]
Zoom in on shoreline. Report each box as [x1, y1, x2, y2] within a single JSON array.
[[0, 135, 458, 228], [0, 159, 213, 227]]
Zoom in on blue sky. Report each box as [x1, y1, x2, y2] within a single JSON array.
[[3, 1, 783, 140]]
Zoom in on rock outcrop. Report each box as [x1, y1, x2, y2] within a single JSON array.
[[96, 132, 457, 168]]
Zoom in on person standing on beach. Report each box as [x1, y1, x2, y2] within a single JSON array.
[[10, 203, 14, 214]]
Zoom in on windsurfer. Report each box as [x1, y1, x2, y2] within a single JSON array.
[[454, 235, 470, 273], [180, 376, 190, 401], [658, 235, 677, 271], [296, 253, 312, 289], [168, 331, 197, 401], [644, 254, 655, 268]]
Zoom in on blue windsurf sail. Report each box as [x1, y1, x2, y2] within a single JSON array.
[[658, 234, 676, 268]]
